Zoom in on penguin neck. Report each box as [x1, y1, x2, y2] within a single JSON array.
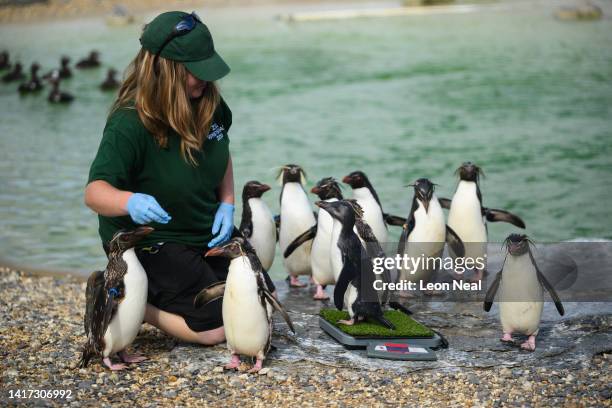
[[456, 180, 482, 205], [240, 196, 253, 231], [353, 185, 382, 208], [120, 248, 146, 284]]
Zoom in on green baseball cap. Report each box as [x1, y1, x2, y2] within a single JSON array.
[[140, 11, 230, 81]]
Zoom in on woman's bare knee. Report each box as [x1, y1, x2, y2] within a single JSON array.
[[196, 326, 225, 345]]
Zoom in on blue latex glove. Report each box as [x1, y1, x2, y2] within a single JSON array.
[[208, 202, 235, 247], [126, 193, 171, 225]]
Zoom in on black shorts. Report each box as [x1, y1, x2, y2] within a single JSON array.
[[103, 239, 276, 332]]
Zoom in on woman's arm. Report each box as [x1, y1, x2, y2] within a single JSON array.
[[84, 180, 132, 217], [217, 154, 234, 205]]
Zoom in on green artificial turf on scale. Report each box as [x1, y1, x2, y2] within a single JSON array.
[[320, 308, 434, 338]]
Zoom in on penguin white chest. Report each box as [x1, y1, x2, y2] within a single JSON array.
[[311, 198, 337, 286], [499, 254, 544, 335], [103, 249, 148, 357], [448, 181, 487, 242], [279, 182, 316, 275], [352, 187, 387, 244], [329, 219, 344, 282], [247, 198, 276, 271], [223, 257, 270, 358], [408, 197, 446, 244]]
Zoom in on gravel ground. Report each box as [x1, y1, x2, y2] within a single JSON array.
[[1, 266, 610, 407]]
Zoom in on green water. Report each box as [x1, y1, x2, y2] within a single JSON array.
[[0, 2, 611, 278]]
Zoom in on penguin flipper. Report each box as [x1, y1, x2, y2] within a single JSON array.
[[383, 213, 406, 227], [530, 250, 565, 316], [334, 258, 357, 311], [484, 208, 526, 229], [261, 289, 295, 333], [397, 222, 410, 257], [389, 301, 412, 315], [273, 214, 280, 242], [283, 225, 317, 258], [84, 270, 104, 336], [438, 197, 452, 209], [484, 270, 502, 312], [194, 281, 226, 308], [446, 225, 466, 258]]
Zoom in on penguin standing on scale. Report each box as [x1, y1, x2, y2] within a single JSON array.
[[79, 227, 153, 370], [239, 180, 277, 273], [397, 178, 464, 290], [195, 237, 294, 372], [318, 199, 394, 329], [484, 234, 564, 351], [439, 162, 526, 281], [342, 170, 405, 246], [284, 177, 343, 299], [277, 164, 317, 287]]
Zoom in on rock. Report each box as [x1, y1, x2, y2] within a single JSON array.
[[258, 368, 271, 375], [213, 366, 224, 373]]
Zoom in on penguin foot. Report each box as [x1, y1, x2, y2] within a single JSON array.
[[500, 333, 514, 344], [118, 350, 146, 364], [224, 354, 241, 370], [520, 336, 536, 352], [247, 359, 264, 373], [337, 319, 355, 326], [103, 357, 127, 371], [313, 285, 329, 300], [287, 276, 307, 288]]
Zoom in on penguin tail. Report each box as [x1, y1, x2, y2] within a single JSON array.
[[77, 345, 95, 369], [374, 315, 395, 330]]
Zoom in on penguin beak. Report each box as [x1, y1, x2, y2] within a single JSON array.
[[311, 186, 321, 194], [204, 247, 225, 257], [342, 175, 352, 184], [422, 198, 430, 213], [259, 184, 271, 193]]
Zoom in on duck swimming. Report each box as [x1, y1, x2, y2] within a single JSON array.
[[2, 62, 24, 83], [100, 68, 120, 91], [47, 71, 74, 104], [18, 63, 44, 94], [0, 51, 10, 70], [44, 56, 72, 80], [76, 51, 101, 69]]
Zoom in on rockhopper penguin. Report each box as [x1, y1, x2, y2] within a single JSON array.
[[397, 178, 464, 288], [342, 170, 405, 246], [284, 177, 343, 299], [195, 237, 294, 372], [277, 164, 316, 287], [239, 180, 277, 272], [440, 162, 526, 281], [484, 234, 564, 351], [318, 199, 394, 329], [79, 226, 153, 370]]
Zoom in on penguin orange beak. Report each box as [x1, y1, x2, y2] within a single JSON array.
[[342, 175, 352, 184], [311, 186, 321, 194], [204, 247, 225, 257]]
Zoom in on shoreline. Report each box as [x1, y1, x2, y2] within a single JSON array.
[[0, 0, 383, 24]]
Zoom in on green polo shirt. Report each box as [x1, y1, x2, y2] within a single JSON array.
[[88, 98, 231, 248]]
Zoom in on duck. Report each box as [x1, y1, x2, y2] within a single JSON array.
[[47, 71, 74, 104], [18, 63, 44, 94], [0, 51, 10, 70], [2, 62, 25, 83], [76, 51, 101, 69], [100, 68, 120, 91]]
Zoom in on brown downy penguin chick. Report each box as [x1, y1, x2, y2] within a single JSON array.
[[79, 227, 153, 370], [100, 68, 120, 91], [484, 234, 564, 351], [2, 62, 24, 83], [47, 71, 74, 104], [195, 237, 294, 373], [18, 63, 43, 94], [76, 50, 100, 68]]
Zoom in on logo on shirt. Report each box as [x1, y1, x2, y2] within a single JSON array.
[[207, 123, 225, 141]]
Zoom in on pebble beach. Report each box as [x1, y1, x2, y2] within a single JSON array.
[[1, 266, 610, 407]]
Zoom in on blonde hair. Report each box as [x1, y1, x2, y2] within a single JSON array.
[[111, 48, 220, 165]]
